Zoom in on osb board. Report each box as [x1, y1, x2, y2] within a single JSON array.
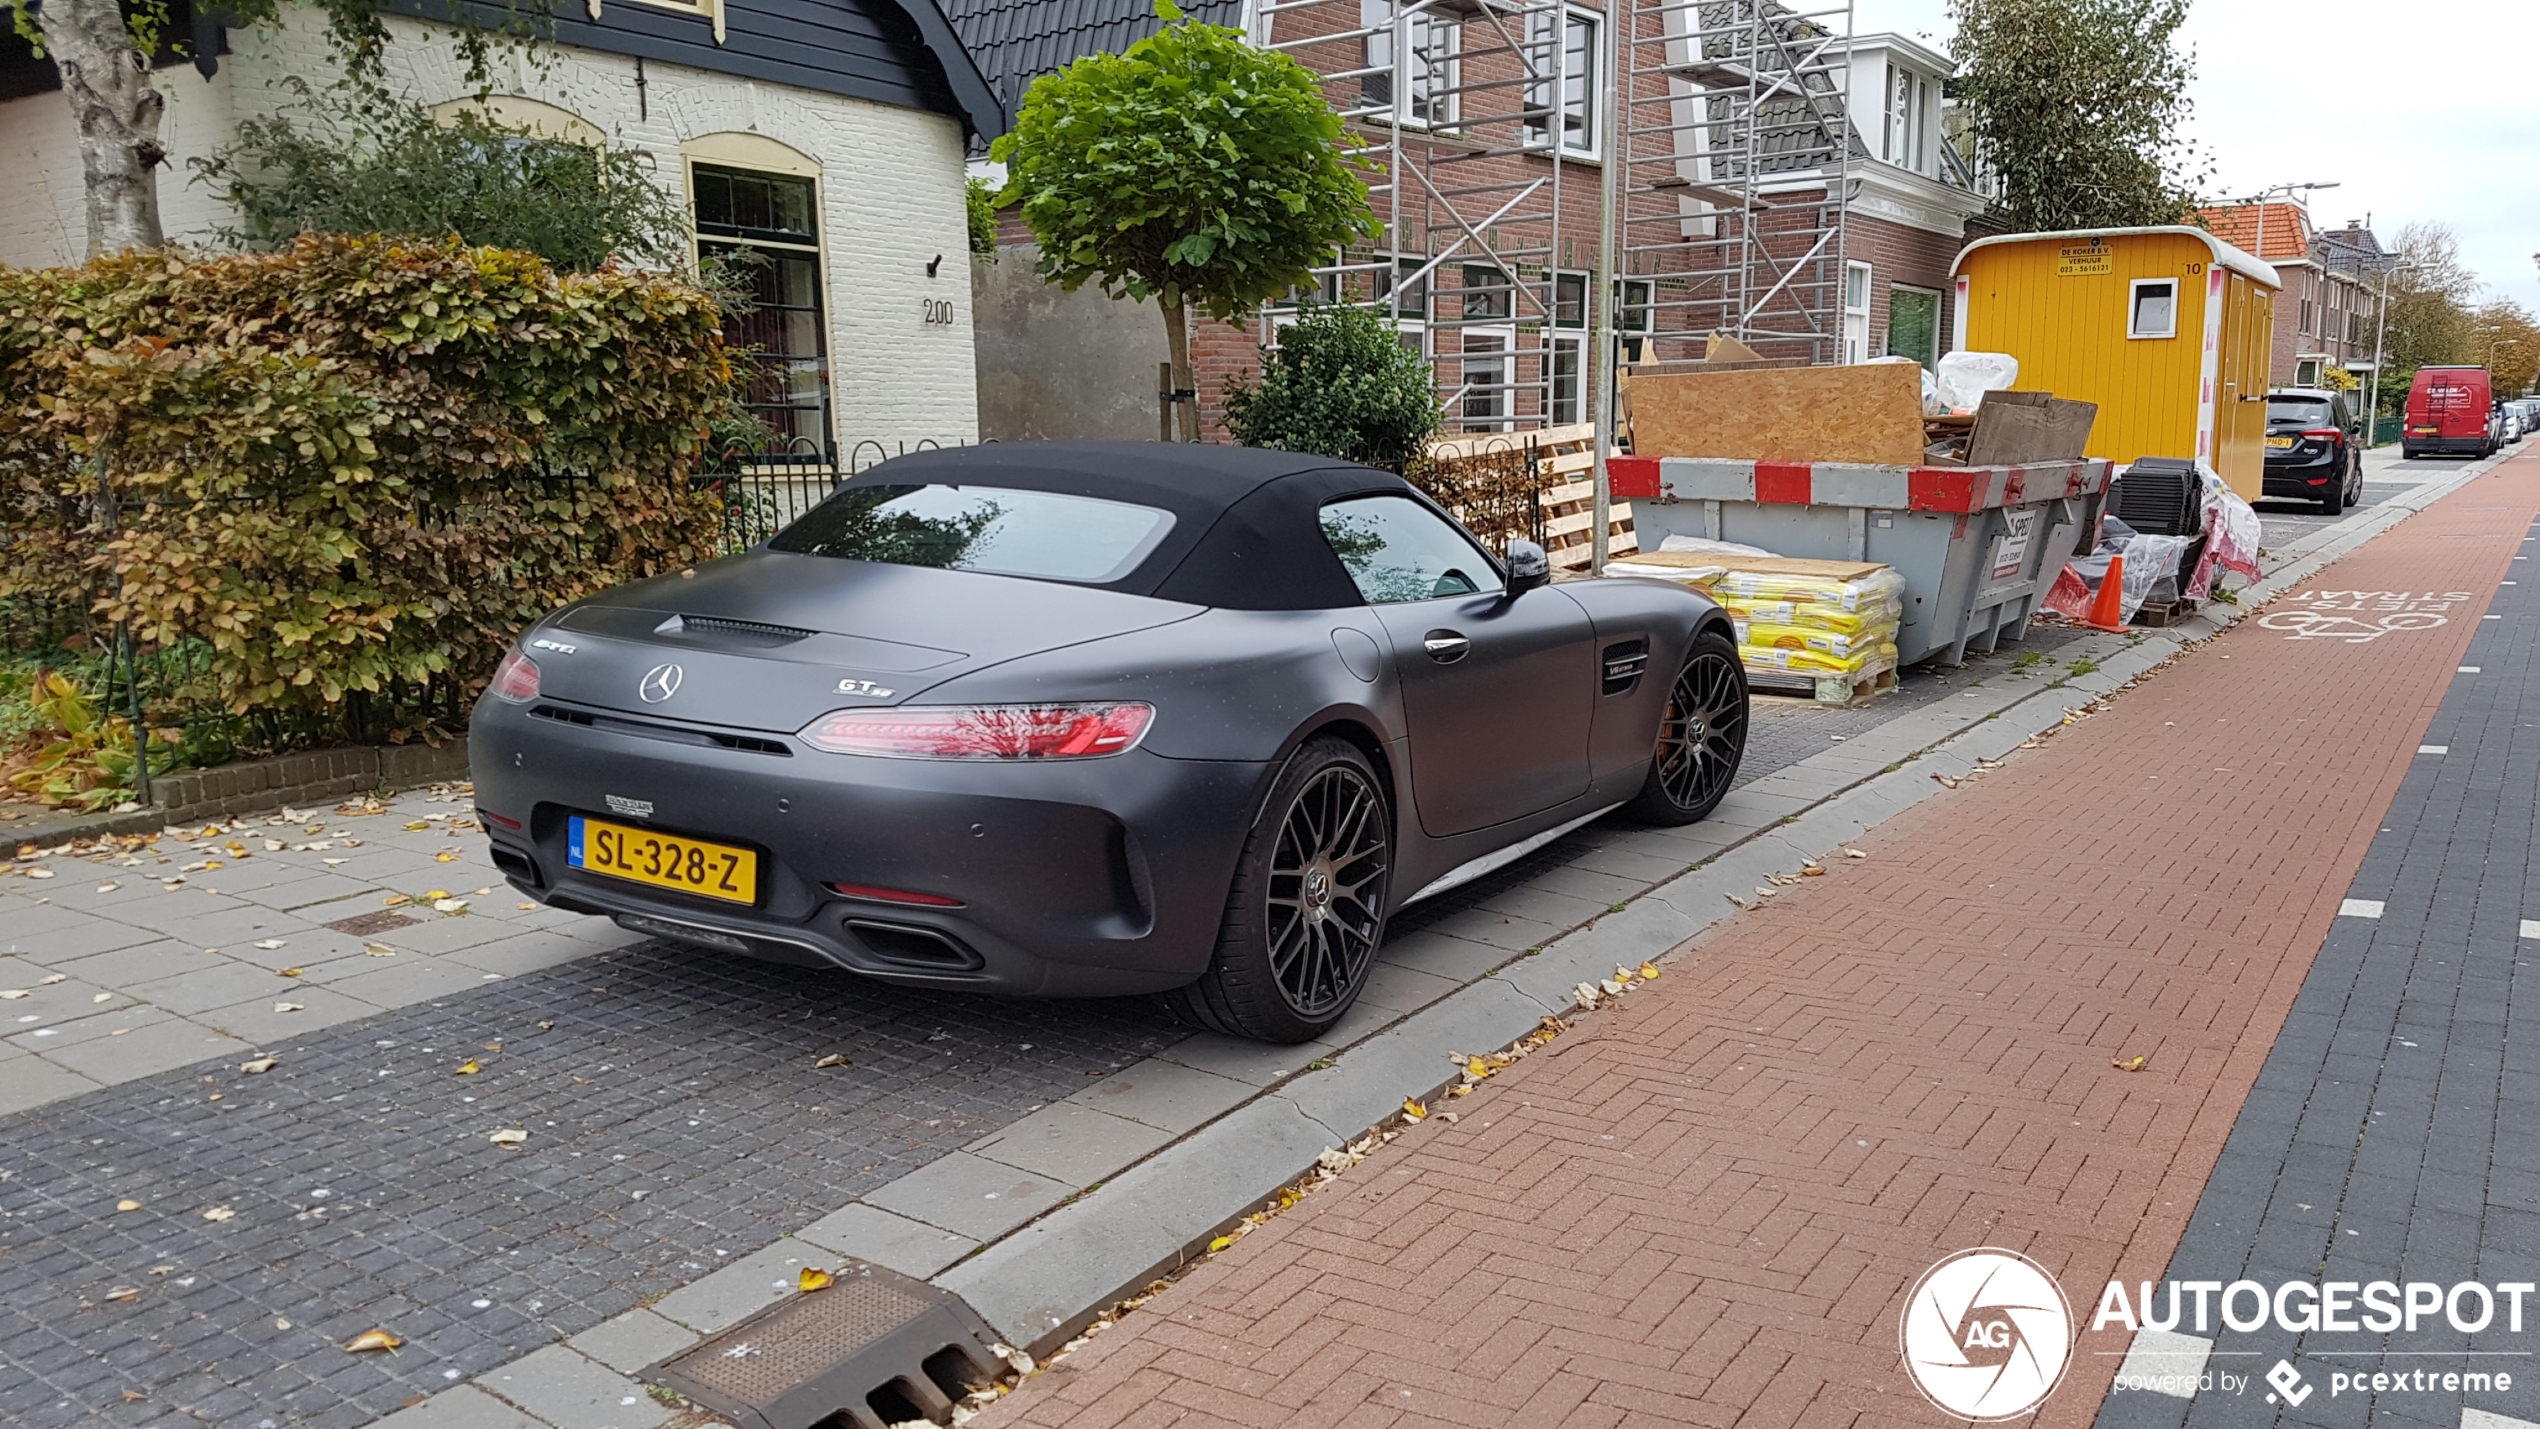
[[1619, 551, 1887, 581], [1626, 363, 1926, 465]]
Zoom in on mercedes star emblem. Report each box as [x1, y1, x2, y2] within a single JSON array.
[[638, 663, 684, 704]]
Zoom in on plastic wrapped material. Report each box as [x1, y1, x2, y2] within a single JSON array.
[[2187, 469, 2262, 599], [2042, 515, 2191, 623], [1713, 595, 1904, 636], [1742, 640, 1900, 675], [1935, 351, 2020, 414], [1736, 621, 1897, 660], [1656, 533, 1777, 557], [1709, 565, 1908, 613]]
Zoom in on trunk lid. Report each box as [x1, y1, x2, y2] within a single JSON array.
[[527, 552, 1201, 732]]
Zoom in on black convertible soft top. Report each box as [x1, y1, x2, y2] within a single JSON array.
[[839, 441, 1473, 612]]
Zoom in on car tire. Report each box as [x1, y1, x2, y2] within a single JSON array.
[[1163, 737, 1391, 1044], [2320, 476, 2346, 515], [1624, 628, 1749, 826]]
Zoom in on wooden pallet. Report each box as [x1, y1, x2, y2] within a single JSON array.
[[1746, 663, 1898, 708], [2128, 597, 2199, 628]]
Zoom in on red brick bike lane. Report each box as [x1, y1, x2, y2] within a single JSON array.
[[984, 450, 2540, 1429]]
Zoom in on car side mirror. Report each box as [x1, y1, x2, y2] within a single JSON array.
[[1503, 539, 1550, 596]]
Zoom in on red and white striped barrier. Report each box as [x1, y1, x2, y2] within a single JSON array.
[[1606, 456, 2113, 513]]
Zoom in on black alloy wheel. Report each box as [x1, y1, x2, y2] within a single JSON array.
[[1263, 764, 1388, 1020], [1165, 738, 1392, 1043], [1626, 629, 1748, 825]]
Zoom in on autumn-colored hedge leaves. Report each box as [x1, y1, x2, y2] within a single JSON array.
[[0, 236, 734, 734]]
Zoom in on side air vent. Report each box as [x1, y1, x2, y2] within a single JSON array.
[[1601, 639, 1650, 696], [529, 705, 792, 756], [653, 613, 816, 648]]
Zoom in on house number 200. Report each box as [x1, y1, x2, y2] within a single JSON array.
[[920, 298, 956, 325]]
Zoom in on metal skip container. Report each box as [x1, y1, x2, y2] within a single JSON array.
[[1606, 455, 2114, 667]]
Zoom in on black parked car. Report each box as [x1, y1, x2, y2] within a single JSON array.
[[469, 443, 1747, 1042], [2263, 388, 2364, 512]]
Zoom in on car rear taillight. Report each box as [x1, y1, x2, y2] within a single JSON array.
[[798, 703, 1155, 760], [489, 649, 541, 703], [482, 810, 523, 831], [2301, 428, 2340, 441]]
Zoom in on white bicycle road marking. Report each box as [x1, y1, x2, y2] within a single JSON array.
[[2261, 591, 2474, 643]]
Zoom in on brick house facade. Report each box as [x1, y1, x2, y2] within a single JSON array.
[[2198, 202, 2387, 388], [963, 3, 1991, 441]]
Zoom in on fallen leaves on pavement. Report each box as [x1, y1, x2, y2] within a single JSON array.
[[272, 1002, 303, 1014], [813, 1053, 851, 1069], [241, 1057, 279, 1073], [344, 1329, 402, 1353], [456, 1059, 480, 1075], [116, 1199, 140, 1212], [487, 1128, 528, 1147], [2112, 1054, 2149, 1073], [797, 1267, 834, 1292], [200, 1206, 235, 1222]]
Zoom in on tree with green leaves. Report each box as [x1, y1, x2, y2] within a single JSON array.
[[11, 0, 532, 256], [1947, 0, 2209, 232], [1224, 303, 1441, 471], [991, 0, 1375, 441], [196, 91, 687, 272]]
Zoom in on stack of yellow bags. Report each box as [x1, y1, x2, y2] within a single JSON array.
[[1707, 567, 1905, 679]]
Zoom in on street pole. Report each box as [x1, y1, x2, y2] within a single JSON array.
[[1586, 6, 1620, 576], [2367, 261, 2418, 443]]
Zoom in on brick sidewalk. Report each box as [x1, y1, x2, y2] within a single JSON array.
[[983, 450, 2540, 1429]]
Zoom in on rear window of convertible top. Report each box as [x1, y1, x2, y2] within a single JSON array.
[[770, 484, 1176, 584]]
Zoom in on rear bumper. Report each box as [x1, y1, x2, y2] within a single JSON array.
[[2261, 449, 2343, 492], [469, 698, 1264, 996]]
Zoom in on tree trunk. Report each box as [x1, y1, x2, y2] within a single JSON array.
[[37, 0, 168, 257], [1161, 297, 1199, 442]]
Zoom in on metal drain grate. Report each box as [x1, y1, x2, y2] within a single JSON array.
[[326, 910, 419, 937], [645, 1260, 1003, 1429]]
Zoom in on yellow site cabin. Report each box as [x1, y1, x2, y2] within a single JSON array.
[[1951, 227, 2281, 499]]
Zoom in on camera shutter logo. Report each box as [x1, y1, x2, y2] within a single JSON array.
[[1900, 1248, 2074, 1420], [638, 663, 684, 704]]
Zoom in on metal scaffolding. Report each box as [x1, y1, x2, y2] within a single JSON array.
[[1257, 0, 1856, 424], [1613, 0, 1856, 365], [1258, 0, 1599, 432]]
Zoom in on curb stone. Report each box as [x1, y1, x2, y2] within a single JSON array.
[[375, 451, 2513, 1429]]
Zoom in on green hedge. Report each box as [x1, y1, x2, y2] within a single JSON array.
[[0, 235, 734, 740]]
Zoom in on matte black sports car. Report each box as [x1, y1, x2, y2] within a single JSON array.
[[470, 444, 1745, 1041]]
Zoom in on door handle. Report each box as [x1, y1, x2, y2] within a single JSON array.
[[1422, 631, 1471, 664]]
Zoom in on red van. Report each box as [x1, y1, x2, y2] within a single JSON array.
[[2404, 365, 2498, 459]]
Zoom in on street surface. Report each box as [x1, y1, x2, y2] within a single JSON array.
[[983, 443, 2540, 1429], [0, 438, 2528, 1429]]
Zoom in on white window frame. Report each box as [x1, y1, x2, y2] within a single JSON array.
[[597, 0, 726, 43], [1523, 6, 1600, 159], [2127, 278, 2180, 340], [1362, 0, 1461, 131], [1455, 327, 1516, 432], [1842, 260, 1872, 365], [1548, 332, 1585, 426]]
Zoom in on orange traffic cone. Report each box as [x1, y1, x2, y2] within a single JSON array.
[[2085, 552, 2129, 632]]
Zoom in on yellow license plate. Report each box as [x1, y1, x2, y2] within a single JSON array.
[[2266, 436, 2295, 449], [569, 815, 758, 904]]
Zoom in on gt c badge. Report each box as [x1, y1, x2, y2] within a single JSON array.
[[835, 678, 896, 698], [639, 663, 684, 704]]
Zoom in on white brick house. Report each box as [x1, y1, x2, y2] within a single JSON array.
[[0, 0, 1003, 451]]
